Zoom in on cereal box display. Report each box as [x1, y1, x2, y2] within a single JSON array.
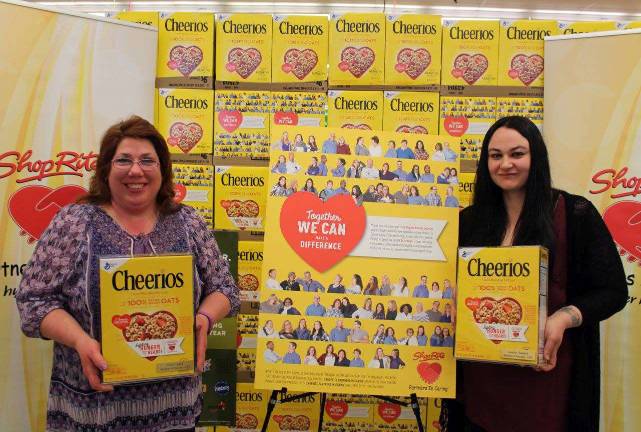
[[327, 90, 383, 130], [558, 21, 617, 35], [214, 90, 271, 159], [216, 14, 272, 83], [373, 399, 428, 431], [455, 246, 549, 366], [272, 15, 329, 83], [385, 14, 442, 87], [271, 92, 327, 128], [440, 96, 497, 160], [157, 12, 214, 88], [441, 20, 499, 86], [99, 255, 194, 384], [496, 97, 543, 129], [383, 91, 440, 135], [214, 165, 268, 231], [238, 240, 263, 301], [329, 13, 385, 86], [216, 383, 268, 432], [172, 163, 214, 229], [157, 88, 213, 154], [498, 20, 559, 87], [108, 11, 158, 28]]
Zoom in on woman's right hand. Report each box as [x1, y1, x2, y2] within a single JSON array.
[[74, 334, 114, 392]]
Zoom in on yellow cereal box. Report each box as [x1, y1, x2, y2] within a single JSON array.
[[109, 11, 158, 28], [272, 15, 329, 83], [99, 255, 195, 384], [624, 21, 641, 29], [496, 97, 543, 129], [271, 92, 327, 128], [498, 20, 559, 87], [385, 14, 442, 86], [329, 13, 385, 86], [558, 21, 617, 35], [157, 88, 213, 154], [172, 163, 214, 229], [441, 20, 499, 86], [214, 90, 271, 159], [373, 399, 428, 430], [214, 165, 268, 231], [238, 240, 263, 301], [439, 96, 497, 160], [217, 383, 268, 432], [327, 90, 383, 130], [455, 246, 549, 366], [216, 14, 272, 83], [383, 91, 440, 135], [157, 12, 214, 88], [458, 172, 475, 209]]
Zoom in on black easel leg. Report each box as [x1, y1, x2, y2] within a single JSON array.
[[261, 389, 281, 432], [317, 392, 327, 431], [410, 393, 425, 432]]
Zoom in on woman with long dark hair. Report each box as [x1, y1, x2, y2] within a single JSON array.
[[445, 116, 627, 432]]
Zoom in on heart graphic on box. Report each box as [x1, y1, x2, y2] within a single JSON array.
[[443, 116, 469, 137], [174, 184, 187, 203], [396, 125, 429, 134], [340, 46, 375, 78], [378, 402, 401, 423], [274, 111, 299, 126], [417, 361, 442, 384], [283, 48, 318, 80], [510, 54, 544, 86], [168, 45, 203, 77], [466, 297, 522, 343], [168, 122, 203, 153], [228, 47, 262, 79], [280, 192, 366, 272], [396, 48, 431, 79], [603, 200, 641, 264], [325, 400, 349, 421], [218, 110, 243, 133], [342, 123, 371, 130], [220, 199, 260, 218], [8, 185, 87, 243], [452, 53, 489, 85], [113, 311, 178, 361]]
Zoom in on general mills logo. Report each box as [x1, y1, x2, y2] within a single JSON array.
[[214, 381, 231, 395], [103, 262, 113, 271], [461, 251, 470, 258]]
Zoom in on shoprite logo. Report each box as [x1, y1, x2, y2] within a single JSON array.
[[0, 149, 96, 183]]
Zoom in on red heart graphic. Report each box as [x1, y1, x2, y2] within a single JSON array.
[[218, 110, 243, 133], [396, 125, 429, 134], [111, 314, 131, 330], [325, 401, 349, 421], [396, 48, 431, 79], [603, 200, 641, 263], [279, 192, 366, 272], [284, 48, 319, 80], [342, 123, 371, 130], [465, 297, 480, 312], [510, 54, 544, 86], [174, 184, 187, 203], [444, 116, 469, 137], [8, 185, 87, 243], [169, 122, 203, 154], [340, 46, 375, 78], [228, 47, 262, 79], [378, 402, 401, 423], [236, 333, 242, 348], [169, 45, 203, 77], [274, 111, 299, 126], [417, 361, 442, 384], [453, 53, 489, 85], [273, 415, 283, 424]]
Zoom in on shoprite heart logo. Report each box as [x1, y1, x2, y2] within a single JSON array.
[[378, 402, 401, 423], [325, 401, 348, 421], [279, 192, 366, 272], [603, 200, 641, 263], [8, 185, 87, 243], [417, 361, 442, 384]]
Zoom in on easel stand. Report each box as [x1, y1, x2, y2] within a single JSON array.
[[260, 388, 423, 432]]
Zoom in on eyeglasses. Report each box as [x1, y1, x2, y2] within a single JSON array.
[[111, 157, 159, 171]]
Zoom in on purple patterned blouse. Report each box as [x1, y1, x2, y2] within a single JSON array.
[[16, 204, 239, 432]]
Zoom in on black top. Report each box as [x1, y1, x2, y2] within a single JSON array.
[[458, 190, 627, 432]]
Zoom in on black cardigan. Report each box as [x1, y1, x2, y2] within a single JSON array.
[[457, 190, 628, 432]]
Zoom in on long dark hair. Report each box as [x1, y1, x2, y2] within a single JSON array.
[[473, 116, 554, 249]]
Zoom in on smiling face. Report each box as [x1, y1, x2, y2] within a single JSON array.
[[488, 127, 531, 194], [108, 138, 162, 214]]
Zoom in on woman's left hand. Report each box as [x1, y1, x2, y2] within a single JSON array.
[[536, 306, 581, 372], [195, 313, 209, 373]]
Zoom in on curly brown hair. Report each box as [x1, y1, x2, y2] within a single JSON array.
[[80, 115, 178, 214]]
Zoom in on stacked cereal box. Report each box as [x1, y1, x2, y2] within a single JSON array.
[[108, 11, 158, 28], [456, 246, 549, 365], [157, 88, 213, 154], [439, 96, 496, 160], [329, 13, 385, 86], [214, 165, 268, 231], [238, 240, 264, 301], [271, 92, 327, 128], [157, 12, 214, 88], [496, 97, 543, 129], [383, 91, 440, 135], [216, 14, 272, 83], [327, 90, 384, 130], [172, 163, 214, 228], [558, 21, 617, 35]]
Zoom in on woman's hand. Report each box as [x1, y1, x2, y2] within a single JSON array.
[[195, 313, 209, 373], [536, 305, 582, 372], [74, 334, 113, 392]]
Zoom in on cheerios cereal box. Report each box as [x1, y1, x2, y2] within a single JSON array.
[[100, 255, 195, 384], [455, 246, 548, 366], [439, 96, 496, 160], [327, 90, 384, 130], [498, 20, 559, 88], [441, 20, 499, 87], [496, 97, 543, 129], [271, 91, 327, 128], [238, 240, 263, 301], [108, 11, 158, 28], [172, 163, 214, 229], [157, 12, 214, 88], [457, 172, 475, 208], [157, 88, 213, 154], [216, 383, 268, 432], [216, 14, 272, 83], [624, 21, 641, 29], [272, 15, 329, 83], [383, 91, 440, 135], [214, 165, 268, 231], [558, 21, 617, 35], [385, 14, 442, 86], [329, 13, 385, 86]]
